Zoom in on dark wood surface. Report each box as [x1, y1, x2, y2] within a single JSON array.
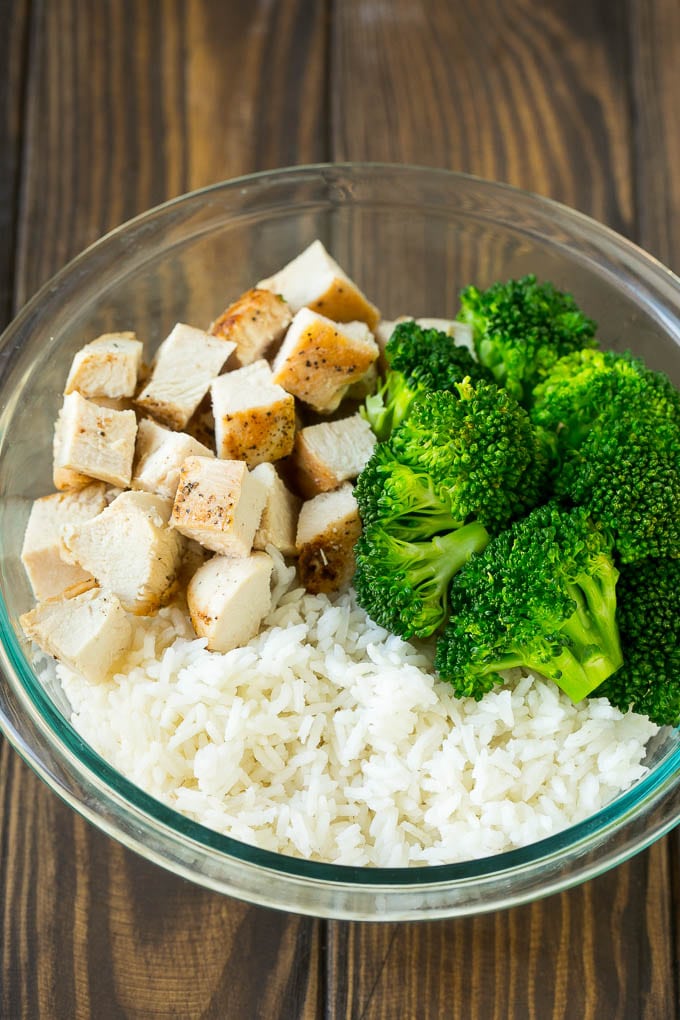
[[1, 1, 678, 1016]]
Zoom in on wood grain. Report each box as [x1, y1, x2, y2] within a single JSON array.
[[331, 0, 634, 233], [0, 0, 30, 326], [2, 1, 328, 1017], [1, 0, 679, 1017]]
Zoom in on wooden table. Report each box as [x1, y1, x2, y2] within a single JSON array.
[[1, 2, 678, 1016]]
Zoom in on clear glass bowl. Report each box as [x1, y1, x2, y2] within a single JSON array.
[[0, 164, 678, 920]]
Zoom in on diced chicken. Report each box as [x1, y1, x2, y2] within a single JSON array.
[[64, 332, 143, 399], [132, 418, 214, 500], [346, 362, 379, 401], [251, 463, 301, 556], [271, 309, 379, 413], [185, 395, 216, 450], [53, 391, 137, 490], [171, 456, 266, 557], [187, 551, 274, 653], [177, 538, 209, 589], [62, 491, 184, 614], [135, 323, 234, 429], [209, 288, 292, 367], [291, 414, 376, 497], [20, 588, 132, 683], [296, 483, 362, 594], [258, 240, 380, 330], [21, 484, 107, 602], [210, 359, 296, 467]]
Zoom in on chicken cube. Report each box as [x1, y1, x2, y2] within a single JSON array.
[[62, 491, 185, 614], [271, 309, 378, 413], [64, 332, 143, 399], [258, 240, 380, 330], [171, 456, 266, 557], [187, 551, 274, 653], [132, 418, 214, 500], [209, 288, 292, 367], [210, 359, 296, 467], [291, 414, 376, 498], [296, 483, 362, 594], [251, 463, 301, 556], [21, 484, 107, 602], [135, 323, 234, 429], [20, 588, 132, 683], [53, 391, 137, 490]]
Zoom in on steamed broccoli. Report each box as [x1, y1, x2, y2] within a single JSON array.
[[353, 382, 550, 638], [457, 275, 597, 403], [593, 558, 680, 727], [363, 320, 491, 440], [556, 414, 680, 563], [531, 348, 680, 451], [354, 521, 490, 638], [435, 503, 623, 703]]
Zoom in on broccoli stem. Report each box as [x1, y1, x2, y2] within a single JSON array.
[[363, 372, 418, 441], [401, 521, 491, 593], [522, 644, 619, 702]]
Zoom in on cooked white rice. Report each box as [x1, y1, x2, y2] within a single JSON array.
[[56, 555, 657, 867]]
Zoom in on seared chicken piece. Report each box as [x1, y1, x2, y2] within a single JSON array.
[[346, 362, 379, 401], [20, 588, 132, 683], [209, 288, 292, 367], [187, 551, 274, 653], [251, 462, 301, 556], [135, 323, 234, 429], [210, 359, 296, 467], [296, 483, 362, 594], [257, 240, 380, 330], [62, 491, 184, 615], [132, 418, 214, 500], [53, 391, 137, 490], [291, 414, 376, 497], [185, 395, 216, 449], [21, 483, 107, 601], [171, 455, 266, 557], [64, 332, 143, 400], [271, 309, 379, 413]]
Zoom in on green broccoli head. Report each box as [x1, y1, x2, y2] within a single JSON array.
[[531, 348, 680, 447], [363, 320, 491, 440], [354, 520, 490, 639], [354, 441, 465, 540], [435, 503, 623, 703], [457, 275, 597, 403], [593, 557, 680, 727], [556, 414, 680, 562], [388, 382, 550, 530]]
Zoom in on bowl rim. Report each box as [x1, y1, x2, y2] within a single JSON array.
[[0, 162, 678, 916]]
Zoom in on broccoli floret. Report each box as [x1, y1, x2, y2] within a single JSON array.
[[353, 382, 550, 638], [388, 381, 550, 528], [593, 558, 680, 727], [354, 521, 490, 638], [435, 503, 623, 703], [354, 442, 465, 539], [556, 415, 680, 562], [457, 275, 597, 403], [363, 320, 491, 440], [531, 348, 680, 449]]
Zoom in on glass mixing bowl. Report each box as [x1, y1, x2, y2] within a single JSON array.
[[0, 164, 678, 920]]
